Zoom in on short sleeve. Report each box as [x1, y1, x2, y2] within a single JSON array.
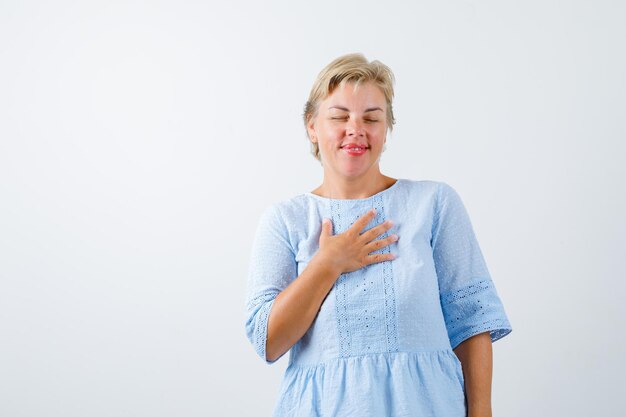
[[244, 204, 297, 364], [431, 182, 512, 350]]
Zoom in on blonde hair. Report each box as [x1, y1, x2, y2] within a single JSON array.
[[303, 53, 396, 161]]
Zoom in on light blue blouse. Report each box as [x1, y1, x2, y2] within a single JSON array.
[[245, 179, 512, 416]]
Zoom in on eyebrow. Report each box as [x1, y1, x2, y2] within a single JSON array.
[[328, 106, 383, 113]]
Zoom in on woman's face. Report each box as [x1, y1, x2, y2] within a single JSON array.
[[307, 81, 388, 180]]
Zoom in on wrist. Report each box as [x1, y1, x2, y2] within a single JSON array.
[[468, 405, 492, 417], [312, 250, 342, 278]]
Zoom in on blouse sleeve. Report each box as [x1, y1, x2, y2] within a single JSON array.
[[244, 204, 297, 364], [431, 182, 512, 350]]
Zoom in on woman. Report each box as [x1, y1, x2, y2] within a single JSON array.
[[245, 53, 512, 416]]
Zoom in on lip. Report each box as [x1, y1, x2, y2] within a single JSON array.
[[341, 144, 369, 156], [341, 143, 369, 149]]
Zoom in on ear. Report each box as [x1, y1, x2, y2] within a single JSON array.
[[307, 117, 317, 143]]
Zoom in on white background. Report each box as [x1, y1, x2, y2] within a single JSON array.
[[1, 1, 624, 416]]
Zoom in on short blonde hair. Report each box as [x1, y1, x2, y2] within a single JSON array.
[[303, 53, 396, 161]]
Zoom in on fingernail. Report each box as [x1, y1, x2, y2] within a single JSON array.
[[391, 234, 399, 241], [387, 220, 394, 226]]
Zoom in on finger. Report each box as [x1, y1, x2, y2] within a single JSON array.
[[360, 220, 394, 242], [364, 234, 398, 252], [321, 218, 333, 237], [349, 208, 377, 234], [365, 252, 396, 265]]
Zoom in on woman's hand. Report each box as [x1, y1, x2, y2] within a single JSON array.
[[317, 208, 398, 275], [265, 208, 397, 362]]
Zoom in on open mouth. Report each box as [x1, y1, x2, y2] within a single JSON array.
[[341, 145, 369, 155]]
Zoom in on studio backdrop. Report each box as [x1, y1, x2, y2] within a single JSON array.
[[0, 1, 624, 416]]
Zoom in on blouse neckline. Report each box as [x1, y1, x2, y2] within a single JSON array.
[[304, 178, 404, 203]]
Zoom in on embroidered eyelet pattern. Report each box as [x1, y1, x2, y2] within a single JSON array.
[[331, 195, 399, 357], [440, 279, 512, 348], [374, 196, 399, 353], [247, 292, 278, 361]]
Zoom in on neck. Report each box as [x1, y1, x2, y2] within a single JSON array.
[[315, 169, 396, 200]]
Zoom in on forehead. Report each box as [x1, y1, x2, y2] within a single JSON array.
[[324, 81, 386, 108]]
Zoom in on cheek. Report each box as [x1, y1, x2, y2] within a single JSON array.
[[320, 126, 344, 142], [368, 127, 386, 141]]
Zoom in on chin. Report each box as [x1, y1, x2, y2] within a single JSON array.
[[339, 164, 376, 178]]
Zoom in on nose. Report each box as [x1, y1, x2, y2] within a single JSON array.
[[346, 118, 364, 136]]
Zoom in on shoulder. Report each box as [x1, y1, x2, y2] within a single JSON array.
[[394, 178, 447, 205], [398, 178, 441, 193], [253, 194, 315, 255], [262, 194, 310, 222], [402, 178, 458, 195], [395, 179, 468, 217], [433, 181, 466, 211], [255, 194, 313, 236]]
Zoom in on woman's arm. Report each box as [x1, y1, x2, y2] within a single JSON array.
[[266, 252, 340, 362], [453, 331, 493, 417], [266, 209, 397, 362]]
